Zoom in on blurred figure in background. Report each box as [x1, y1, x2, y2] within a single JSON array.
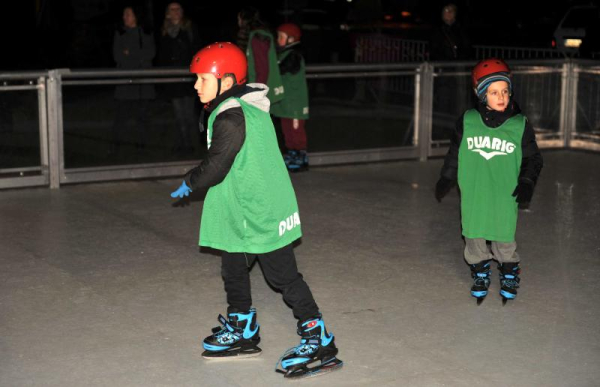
[[236, 6, 284, 105], [429, 3, 471, 61], [429, 4, 472, 118], [158, 1, 200, 155], [110, 5, 156, 155]]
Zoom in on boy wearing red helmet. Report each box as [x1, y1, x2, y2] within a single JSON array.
[[170, 42, 342, 378], [435, 58, 543, 305], [271, 23, 310, 171]]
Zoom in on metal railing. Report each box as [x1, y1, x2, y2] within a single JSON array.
[[353, 35, 570, 63], [0, 72, 49, 189], [0, 59, 599, 190], [473, 46, 568, 60]]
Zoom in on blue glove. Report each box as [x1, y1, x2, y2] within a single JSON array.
[[171, 181, 192, 198]]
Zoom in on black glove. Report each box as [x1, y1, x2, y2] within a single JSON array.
[[435, 177, 456, 202], [512, 179, 534, 204]]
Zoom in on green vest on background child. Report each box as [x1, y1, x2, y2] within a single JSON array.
[[270, 48, 309, 120], [435, 58, 543, 305], [246, 29, 284, 104], [458, 109, 525, 243]]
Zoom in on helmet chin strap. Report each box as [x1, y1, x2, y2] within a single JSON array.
[[216, 78, 222, 98]]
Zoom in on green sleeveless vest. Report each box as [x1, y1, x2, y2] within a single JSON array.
[[199, 97, 302, 253], [458, 109, 525, 242], [246, 30, 284, 104], [270, 48, 309, 119]]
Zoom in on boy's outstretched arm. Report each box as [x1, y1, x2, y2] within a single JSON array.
[[182, 110, 246, 193], [435, 115, 464, 202]]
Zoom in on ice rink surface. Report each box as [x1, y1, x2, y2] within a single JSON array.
[[1, 151, 599, 387]]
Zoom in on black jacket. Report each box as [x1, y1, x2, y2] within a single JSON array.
[[440, 100, 543, 185], [184, 84, 252, 191], [157, 25, 200, 98], [429, 22, 472, 60], [278, 42, 304, 75]]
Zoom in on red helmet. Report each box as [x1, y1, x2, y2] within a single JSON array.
[[190, 42, 247, 84], [277, 23, 302, 41], [471, 58, 510, 88]]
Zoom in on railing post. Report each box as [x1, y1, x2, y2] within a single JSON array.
[[416, 62, 433, 161], [566, 62, 579, 148], [559, 61, 575, 148], [37, 76, 49, 184], [47, 69, 64, 189]]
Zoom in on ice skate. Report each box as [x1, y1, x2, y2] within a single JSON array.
[[275, 315, 343, 379], [470, 260, 492, 305], [202, 308, 262, 360]]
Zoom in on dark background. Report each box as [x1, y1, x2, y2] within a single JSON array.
[[2, 0, 599, 70]]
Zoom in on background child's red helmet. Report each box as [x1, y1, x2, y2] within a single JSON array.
[[277, 23, 302, 41], [190, 42, 247, 84], [472, 58, 512, 101], [471, 58, 510, 88]]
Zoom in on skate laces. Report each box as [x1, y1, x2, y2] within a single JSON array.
[[274, 338, 319, 373], [473, 270, 490, 286], [293, 338, 320, 356], [214, 315, 242, 345], [501, 274, 520, 289]]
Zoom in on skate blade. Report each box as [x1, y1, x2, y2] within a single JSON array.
[[202, 347, 262, 361], [280, 358, 343, 380]]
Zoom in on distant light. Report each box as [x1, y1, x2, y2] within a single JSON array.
[[347, 0, 352, 2], [384, 14, 393, 21], [401, 11, 411, 17], [551, 39, 556, 48], [565, 39, 582, 48]]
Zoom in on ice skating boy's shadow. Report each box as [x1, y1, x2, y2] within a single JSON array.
[[170, 189, 208, 207], [199, 240, 303, 313]]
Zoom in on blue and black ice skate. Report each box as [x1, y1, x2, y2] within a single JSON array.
[[276, 315, 343, 379], [498, 262, 521, 305], [470, 260, 492, 305], [202, 308, 262, 359], [284, 150, 309, 172]]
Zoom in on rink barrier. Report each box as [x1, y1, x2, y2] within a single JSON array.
[[0, 60, 599, 189]]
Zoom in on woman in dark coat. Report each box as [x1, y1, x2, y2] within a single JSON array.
[[157, 2, 200, 154], [111, 5, 155, 153]]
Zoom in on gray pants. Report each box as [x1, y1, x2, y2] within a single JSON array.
[[464, 238, 520, 265]]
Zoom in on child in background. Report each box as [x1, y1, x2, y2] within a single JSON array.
[[236, 6, 284, 105], [271, 23, 310, 171], [435, 58, 543, 305]]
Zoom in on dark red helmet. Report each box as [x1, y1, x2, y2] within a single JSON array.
[[190, 42, 247, 84], [277, 23, 302, 41], [471, 58, 511, 88]]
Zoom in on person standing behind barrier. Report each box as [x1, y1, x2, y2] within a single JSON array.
[[271, 23, 309, 172], [435, 58, 543, 305], [236, 6, 284, 105], [429, 4, 471, 61], [429, 4, 472, 117], [158, 2, 200, 155], [110, 6, 156, 155]]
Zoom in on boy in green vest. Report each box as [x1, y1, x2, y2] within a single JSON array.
[[435, 58, 543, 305], [170, 42, 342, 378], [271, 23, 310, 172]]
